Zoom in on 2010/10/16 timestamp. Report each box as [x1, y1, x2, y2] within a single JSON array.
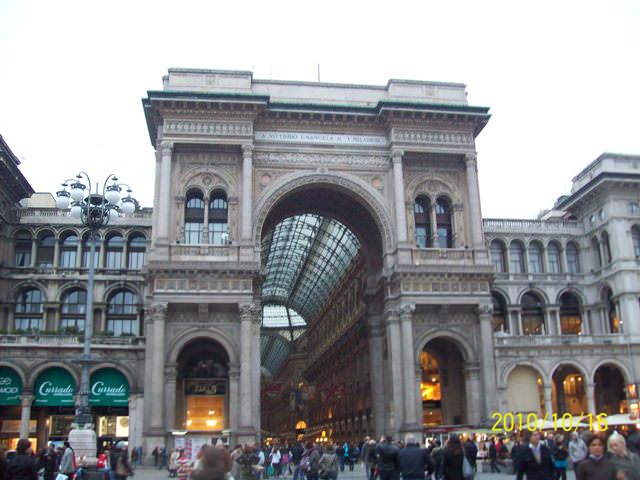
[[491, 412, 609, 432]]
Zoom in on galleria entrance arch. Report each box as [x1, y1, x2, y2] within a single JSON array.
[[142, 68, 495, 448]]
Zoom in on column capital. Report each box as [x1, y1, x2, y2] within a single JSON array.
[[228, 362, 240, 379], [21, 394, 34, 406], [384, 308, 401, 324], [465, 152, 477, 164], [147, 302, 168, 320], [159, 141, 173, 156], [477, 303, 494, 317], [391, 149, 404, 163], [239, 303, 261, 323], [242, 144, 254, 157], [164, 365, 177, 381], [398, 303, 416, 320]]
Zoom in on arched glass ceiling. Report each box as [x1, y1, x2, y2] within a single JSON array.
[[261, 214, 361, 323]]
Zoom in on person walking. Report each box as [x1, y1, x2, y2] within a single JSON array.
[[376, 437, 400, 480], [169, 449, 180, 478], [440, 435, 464, 480], [317, 445, 339, 480], [605, 433, 640, 480], [518, 431, 553, 480], [569, 433, 588, 473], [58, 442, 76, 480], [36, 444, 57, 480], [398, 435, 433, 480], [463, 438, 477, 474], [109, 441, 133, 480], [488, 439, 498, 474], [360, 437, 372, 480], [551, 435, 569, 480], [290, 442, 304, 480], [575, 434, 616, 480], [190, 445, 232, 480], [7, 439, 37, 480]]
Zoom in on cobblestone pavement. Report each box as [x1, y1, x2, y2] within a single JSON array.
[[129, 465, 576, 480]]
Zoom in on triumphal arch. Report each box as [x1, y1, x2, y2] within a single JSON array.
[[141, 68, 495, 448]]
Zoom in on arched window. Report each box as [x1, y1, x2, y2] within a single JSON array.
[[127, 234, 146, 269], [208, 191, 228, 245], [14, 230, 32, 267], [81, 232, 100, 269], [601, 231, 612, 264], [435, 198, 452, 248], [490, 240, 506, 273], [528, 241, 544, 273], [59, 232, 78, 269], [106, 290, 138, 336], [604, 288, 620, 333], [60, 289, 86, 332], [36, 231, 55, 267], [414, 197, 431, 248], [559, 292, 581, 334], [566, 242, 581, 274], [492, 292, 508, 332], [509, 241, 525, 273], [592, 236, 602, 269], [104, 233, 124, 269], [14, 288, 43, 331], [633, 226, 640, 258], [521, 292, 544, 335], [547, 242, 562, 273], [185, 190, 205, 244]]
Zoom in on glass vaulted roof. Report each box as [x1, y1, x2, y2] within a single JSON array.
[[260, 214, 360, 376]]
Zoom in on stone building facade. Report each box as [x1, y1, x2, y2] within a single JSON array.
[[0, 70, 638, 453]]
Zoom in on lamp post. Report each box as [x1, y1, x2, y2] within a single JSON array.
[[56, 172, 137, 458]]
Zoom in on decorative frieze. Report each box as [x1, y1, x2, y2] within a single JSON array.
[[165, 120, 253, 137], [391, 128, 473, 146], [253, 151, 389, 170], [153, 276, 253, 293]]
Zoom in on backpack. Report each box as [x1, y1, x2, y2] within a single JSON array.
[[300, 456, 311, 472]]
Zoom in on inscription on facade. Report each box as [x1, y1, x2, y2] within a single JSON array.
[[255, 131, 388, 146]]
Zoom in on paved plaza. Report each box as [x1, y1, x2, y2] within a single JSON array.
[[129, 465, 576, 480]]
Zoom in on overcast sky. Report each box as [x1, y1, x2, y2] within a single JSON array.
[[1, 0, 638, 219]]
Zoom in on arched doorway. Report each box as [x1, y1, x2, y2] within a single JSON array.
[[505, 366, 544, 415], [594, 364, 627, 414], [420, 339, 466, 426], [552, 365, 587, 415], [175, 338, 230, 439], [258, 182, 388, 441]]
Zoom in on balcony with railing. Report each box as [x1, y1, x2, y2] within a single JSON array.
[[169, 243, 240, 262], [411, 248, 474, 265], [483, 218, 582, 235], [494, 333, 628, 347], [0, 334, 145, 347]]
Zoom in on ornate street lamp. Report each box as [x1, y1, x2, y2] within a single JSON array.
[[56, 172, 137, 457]]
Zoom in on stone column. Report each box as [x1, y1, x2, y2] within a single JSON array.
[[30, 239, 37, 267], [478, 304, 498, 414], [128, 394, 139, 450], [464, 364, 482, 425], [164, 365, 177, 432], [391, 149, 408, 244], [228, 364, 240, 442], [585, 383, 596, 415], [464, 153, 486, 251], [148, 303, 167, 434], [399, 304, 420, 435], [238, 304, 257, 442], [367, 311, 385, 438], [619, 293, 640, 335], [452, 204, 463, 248], [251, 310, 261, 439], [241, 145, 254, 241], [19, 394, 33, 439], [508, 307, 521, 336], [384, 308, 404, 435], [545, 307, 560, 336], [156, 142, 173, 245], [543, 385, 553, 416], [430, 202, 439, 248]]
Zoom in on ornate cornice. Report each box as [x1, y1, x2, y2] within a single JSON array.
[[391, 128, 474, 146], [164, 119, 253, 137]]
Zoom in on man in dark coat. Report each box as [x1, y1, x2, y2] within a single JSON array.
[[517, 432, 553, 480], [488, 440, 499, 473], [376, 436, 400, 480], [398, 435, 433, 480], [463, 439, 477, 472]]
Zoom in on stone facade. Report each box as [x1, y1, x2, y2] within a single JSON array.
[[0, 71, 638, 453]]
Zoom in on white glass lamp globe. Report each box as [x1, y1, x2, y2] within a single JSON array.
[[108, 208, 119, 223], [105, 185, 121, 205], [70, 203, 83, 219], [70, 183, 86, 202], [55, 192, 71, 209], [120, 198, 135, 214]]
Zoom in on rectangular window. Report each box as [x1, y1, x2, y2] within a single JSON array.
[[529, 253, 543, 273], [60, 250, 77, 269], [561, 316, 582, 334], [548, 252, 561, 273], [38, 248, 54, 267], [83, 250, 100, 269], [60, 319, 85, 331], [510, 254, 523, 273], [105, 252, 123, 269], [416, 227, 428, 249], [15, 251, 31, 267], [185, 223, 203, 244], [437, 227, 448, 249], [208, 222, 228, 245], [107, 319, 138, 336], [15, 318, 42, 331], [128, 251, 145, 269], [491, 250, 505, 273], [185, 395, 225, 431]]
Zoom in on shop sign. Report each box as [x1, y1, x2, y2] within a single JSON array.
[[89, 369, 129, 406], [34, 368, 75, 406], [185, 380, 226, 396], [0, 367, 22, 405]]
